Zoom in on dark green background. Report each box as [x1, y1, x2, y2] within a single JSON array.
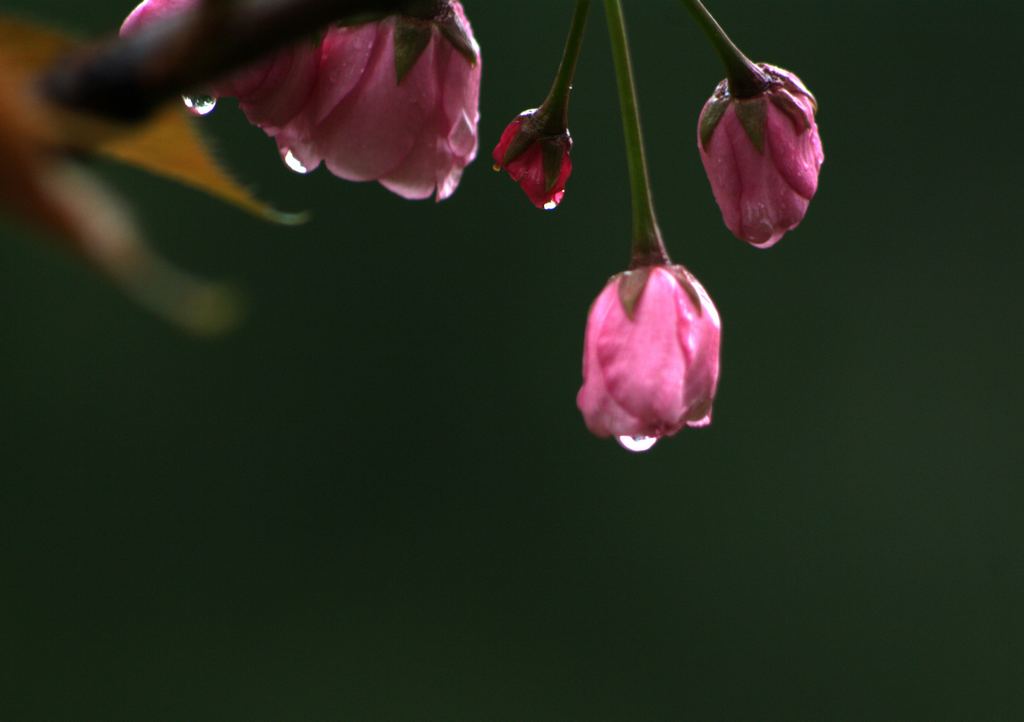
[[2, 1, 1022, 719]]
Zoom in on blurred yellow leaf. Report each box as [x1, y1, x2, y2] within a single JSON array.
[[0, 21, 245, 336], [61, 108, 308, 225], [0, 15, 75, 72], [0, 58, 241, 335], [0, 15, 304, 225]]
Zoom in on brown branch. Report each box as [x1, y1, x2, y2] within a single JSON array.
[[41, 0, 408, 121]]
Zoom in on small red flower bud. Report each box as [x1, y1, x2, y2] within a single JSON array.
[[492, 110, 573, 210], [698, 64, 823, 248]]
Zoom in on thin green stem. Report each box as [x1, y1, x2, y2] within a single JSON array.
[[604, 0, 668, 267], [541, 0, 591, 130], [680, 0, 768, 98]]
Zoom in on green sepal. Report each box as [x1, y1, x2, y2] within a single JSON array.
[[733, 97, 767, 153], [668, 265, 704, 316], [500, 132, 533, 166], [499, 112, 538, 166], [403, 0, 477, 64], [435, 9, 479, 65], [393, 17, 433, 84], [777, 70, 818, 113], [770, 88, 811, 134], [617, 267, 652, 321], [542, 136, 570, 193], [699, 95, 730, 151]]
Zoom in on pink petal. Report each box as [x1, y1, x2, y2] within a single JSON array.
[[596, 269, 688, 429], [316, 21, 439, 182]]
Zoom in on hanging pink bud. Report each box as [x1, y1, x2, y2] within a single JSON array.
[[121, 0, 481, 201], [576, 265, 721, 451], [698, 64, 823, 248], [492, 109, 573, 210]]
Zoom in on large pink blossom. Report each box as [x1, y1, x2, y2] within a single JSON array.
[[576, 265, 721, 446], [698, 64, 823, 248], [121, 1, 481, 201]]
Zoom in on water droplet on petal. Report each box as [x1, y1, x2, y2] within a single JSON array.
[[282, 149, 309, 174], [616, 435, 658, 453], [542, 190, 565, 211], [447, 111, 477, 157], [182, 94, 216, 116]]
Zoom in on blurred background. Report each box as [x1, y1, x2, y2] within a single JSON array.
[[1, 1, 1022, 719]]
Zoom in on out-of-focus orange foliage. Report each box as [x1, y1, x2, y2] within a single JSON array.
[[0, 16, 300, 224], [0, 15, 307, 333], [0, 56, 240, 334]]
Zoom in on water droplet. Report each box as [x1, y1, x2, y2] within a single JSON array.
[[447, 111, 477, 156], [542, 190, 565, 211], [282, 149, 309, 174], [616, 435, 658, 453], [182, 94, 216, 116]]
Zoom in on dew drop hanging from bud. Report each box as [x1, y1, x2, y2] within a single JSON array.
[[282, 149, 309, 174], [616, 435, 658, 453], [182, 94, 216, 116]]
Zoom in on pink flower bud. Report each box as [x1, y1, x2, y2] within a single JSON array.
[[492, 110, 573, 210], [576, 265, 721, 449], [698, 64, 823, 248], [121, 1, 481, 201]]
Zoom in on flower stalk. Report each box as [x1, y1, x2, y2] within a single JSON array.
[[679, 0, 768, 98], [603, 0, 668, 268], [539, 0, 590, 132]]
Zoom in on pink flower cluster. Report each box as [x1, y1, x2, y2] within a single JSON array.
[[118, 2, 825, 452], [121, 0, 481, 201]]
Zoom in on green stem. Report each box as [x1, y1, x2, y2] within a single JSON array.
[[680, 0, 768, 98], [604, 0, 668, 267], [541, 0, 591, 131]]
